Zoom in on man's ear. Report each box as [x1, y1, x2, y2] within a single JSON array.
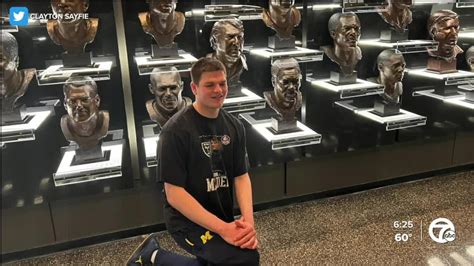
[[429, 26, 437, 39], [190, 82, 197, 95], [83, 1, 90, 12], [149, 83, 153, 94], [377, 63, 383, 72], [14, 55, 19, 69], [329, 30, 336, 39], [210, 35, 216, 51], [94, 95, 101, 107], [271, 76, 276, 88]]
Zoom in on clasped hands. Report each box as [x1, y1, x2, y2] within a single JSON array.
[[220, 216, 258, 250]]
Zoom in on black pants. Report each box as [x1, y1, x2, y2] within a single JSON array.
[[163, 223, 259, 266]]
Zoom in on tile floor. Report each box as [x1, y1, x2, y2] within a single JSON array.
[[7, 170, 474, 265]]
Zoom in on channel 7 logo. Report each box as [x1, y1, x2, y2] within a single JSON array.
[[9, 7, 29, 26]]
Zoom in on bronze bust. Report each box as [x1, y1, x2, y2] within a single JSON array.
[[427, 10, 462, 62], [376, 49, 406, 104], [47, 0, 99, 55], [61, 76, 109, 151], [466, 46, 474, 72], [1, 32, 35, 117], [262, 0, 301, 39], [323, 12, 362, 75], [264, 58, 302, 123], [378, 0, 413, 33], [146, 67, 191, 127], [138, 0, 185, 48], [207, 18, 247, 91]]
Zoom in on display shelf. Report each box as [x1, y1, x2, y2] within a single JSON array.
[[458, 84, 474, 101], [413, 89, 464, 100], [445, 97, 474, 109], [223, 88, 266, 113], [311, 4, 342, 11], [239, 112, 272, 125], [240, 112, 321, 150], [185, 5, 263, 22], [36, 61, 113, 86], [407, 68, 474, 86], [459, 31, 474, 41], [309, 77, 384, 99], [1, 24, 18, 32], [53, 139, 124, 186], [414, 88, 474, 110], [0, 106, 53, 145], [358, 39, 437, 54], [135, 52, 198, 75], [413, 0, 456, 4], [248, 47, 324, 63], [342, 0, 386, 13], [253, 121, 321, 150], [336, 100, 427, 131], [456, 0, 474, 8], [142, 123, 160, 168]]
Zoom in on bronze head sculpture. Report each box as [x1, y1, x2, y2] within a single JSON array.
[[377, 49, 406, 104], [208, 18, 247, 89], [427, 10, 462, 62], [61, 76, 109, 151], [138, 0, 185, 48], [146, 67, 191, 127], [466, 46, 474, 72], [264, 58, 302, 121], [1, 32, 35, 115], [262, 0, 301, 39], [323, 12, 362, 75], [378, 0, 413, 33], [47, 0, 99, 55]]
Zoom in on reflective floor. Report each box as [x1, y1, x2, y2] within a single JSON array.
[[9, 170, 474, 265]]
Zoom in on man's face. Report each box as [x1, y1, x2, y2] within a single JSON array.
[[270, 0, 295, 13], [215, 24, 244, 63], [150, 0, 177, 14], [192, 71, 228, 111], [333, 16, 361, 49], [468, 55, 474, 71], [150, 72, 182, 112], [64, 86, 99, 123], [379, 54, 406, 82], [0, 48, 17, 95], [51, 0, 88, 23], [432, 18, 460, 57], [274, 68, 301, 108], [390, 0, 413, 9]]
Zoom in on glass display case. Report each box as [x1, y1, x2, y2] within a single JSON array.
[[1, 0, 472, 260], [2, 0, 134, 196]]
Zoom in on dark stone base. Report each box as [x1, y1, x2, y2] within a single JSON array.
[[62, 52, 93, 68], [380, 29, 408, 42], [72, 145, 105, 165], [330, 71, 357, 85], [270, 117, 298, 133], [373, 100, 400, 117], [152, 125, 162, 135], [427, 57, 457, 74], [465, 91, 474, 102], [268, 35, 295, 50], [434, 84, 460, 96], [227, 82, 246, 97], [1, 105, 27, 126], [151, 43, 179, 59]]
